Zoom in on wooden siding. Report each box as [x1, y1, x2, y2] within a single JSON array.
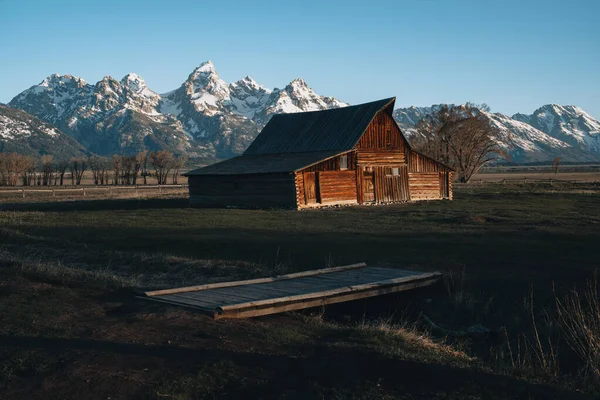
[[357, 150, 405, 166], [318, 171, 357, 204], [295, 172, 305, 207], [302, 152, 357, 172], [356, 112, 408, 151], [296, 152, 358, 207], [373, 166, 410, 203], [189, 173, 296, 208], [408, 150, 453, 173], [296, 170, 357, 207], [408, 172, 442, 200]]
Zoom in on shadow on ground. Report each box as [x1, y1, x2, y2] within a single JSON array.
[[0, 334, 590, 399], [0, 197, 189, 212]]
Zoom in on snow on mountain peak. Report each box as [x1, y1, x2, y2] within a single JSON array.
[[121, 73, 148, 92], [233, 76, 266, 91], [183, 61, 231, 115], [40, 73, 87, 89], [193, 60, 216, 74], [289, 77, 308, 87]]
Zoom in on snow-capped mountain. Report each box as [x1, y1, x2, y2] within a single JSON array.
[[393, 105, 600, 163], [513, 105, 600, 156], [8, 61, 600, 163], [9, 61, 347, 158], [9, 73, 194, 156], [0, 104, 88, 158]]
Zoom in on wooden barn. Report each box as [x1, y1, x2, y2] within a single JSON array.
[[184, 98, 453, 209]]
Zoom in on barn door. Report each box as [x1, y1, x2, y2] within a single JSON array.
[[304, 172, 320, 204], [363, 168, 375, 203]]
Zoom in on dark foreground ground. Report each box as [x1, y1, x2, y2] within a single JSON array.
[[1, 182, 599, 399]]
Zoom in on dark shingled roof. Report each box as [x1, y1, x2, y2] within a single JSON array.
[[184, 150, 347, 176], [244, 97, 396, 155]]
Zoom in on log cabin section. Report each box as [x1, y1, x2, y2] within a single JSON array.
[[184, 98, 453, 209]]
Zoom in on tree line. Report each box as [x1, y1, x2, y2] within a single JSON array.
[[0, 150, 187, 187]]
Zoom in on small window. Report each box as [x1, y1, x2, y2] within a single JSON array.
[[385, 167, 400, 177], [340, 155, 348, 170]]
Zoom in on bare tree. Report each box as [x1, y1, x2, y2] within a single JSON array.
[[23, 156, 36, 186], [112, 155, 122, 185], [0, 153, 31, 186], [412, 103, 505, 183], [149, 150, 174, 185], [170, 155, 188, 184], [132, 155, 142, 185], [0, 153, 7, 186], [552, 157, 561, 175], [90, 156, 104, 185], [69, 157, 88, 185], [40, 155, 54, 186], [56, 160, 69, 186], [137, 151, 148, 184], [99, 159, 110, 185], [121, 156, 135, 185]]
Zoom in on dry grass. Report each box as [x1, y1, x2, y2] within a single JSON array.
[[556, 274, 600, 385], [1, 182, 600, 398]]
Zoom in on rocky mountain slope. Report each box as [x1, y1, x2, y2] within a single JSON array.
[[9, 74, 196, 157], [9, 62, 347, 158], [0, 104, 88, 158], [513, 105, 600, 156], [393, 105, 600, 163]]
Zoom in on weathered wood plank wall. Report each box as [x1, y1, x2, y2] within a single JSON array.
[[408, 151, 442, 173], [295, 152, 357, 207], [408, 172, 442, 200], [373, 166, 410, 203], [356, 112, 408, 151], [302, 153, 357, 172], [318, 171, 357, 204]]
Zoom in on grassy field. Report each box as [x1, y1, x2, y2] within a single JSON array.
[[1, 182, 600, 399]]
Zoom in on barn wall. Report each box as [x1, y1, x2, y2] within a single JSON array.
[[356, 111, 408, 167], [373, 166, 410, 203], [295, 170, 358, 207], [408, 150, 451, 173], [302, 152, 357, 172], [296, 152, 358, 208], [188, 173, 297, 208], [408, 172, 442, 200], [319, 171, 357, 203], [356, 112, 409, 152], [295, 172, 305, 206]]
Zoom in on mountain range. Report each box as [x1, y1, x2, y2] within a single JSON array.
[[4, 61, 600, 163], [393, 105, 600, 163], [0, 104, 88, 158]]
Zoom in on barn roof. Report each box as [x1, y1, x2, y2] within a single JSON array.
[[184, 150, 348, 176], [244, 97, 396, 155]]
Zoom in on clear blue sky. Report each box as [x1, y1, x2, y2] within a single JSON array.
[[1, 0, 598, 118]]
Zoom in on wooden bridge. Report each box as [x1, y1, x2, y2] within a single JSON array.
[[142, 263, 441, 319]]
